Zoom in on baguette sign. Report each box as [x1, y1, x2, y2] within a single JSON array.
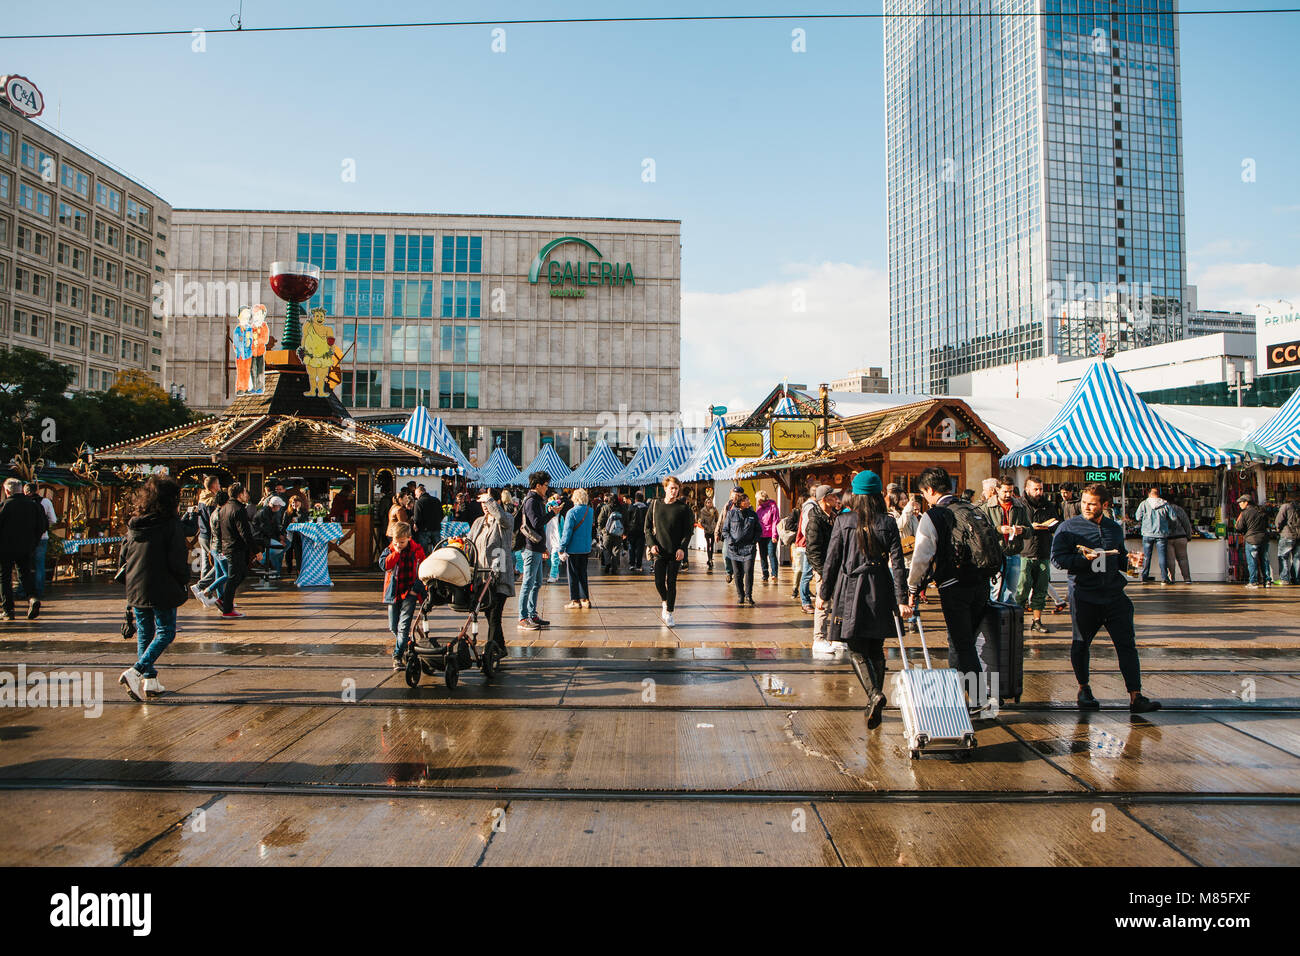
[[1, 75, 44, 118], [723, 429, 765, 459]]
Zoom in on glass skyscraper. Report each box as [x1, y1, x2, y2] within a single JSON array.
[[886, 0, 1186, 394]]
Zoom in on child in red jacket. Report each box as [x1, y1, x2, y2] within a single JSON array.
[[379, 521, 426, 668]]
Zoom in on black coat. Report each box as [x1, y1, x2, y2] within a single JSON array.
[[0, 494, 47, 558], [819, 511, 908, 646], [121, 513, 191, 609], [216, 499, 255, 556], [803, 504, 834, 572], [412, 494, 443, 538]]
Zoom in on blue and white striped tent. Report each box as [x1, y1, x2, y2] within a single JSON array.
[[472, 447, 524, 488], [1244, 385, 1300, 465], [611, 432, 661, 486], [1000, 360, 1234, 470], [518, 442, 573, 486], [565, 440, 626, 489], [771, 394, 799, 417], [394, 406, 479, 478], [673, 419, 730, 482], [641, 427, 699, 482]]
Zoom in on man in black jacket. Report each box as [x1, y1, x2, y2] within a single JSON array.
[[412, 484, 443, 552], [626, 492, 648, 572], [0, 477, 48, 620], [517, 471, 550, 630], [217, 482, 256, 617], [597, 493, 630, 573], [1018, 476, 1062, 633], [1235, 494, 1273, 588], [803, 484, 840, 654]]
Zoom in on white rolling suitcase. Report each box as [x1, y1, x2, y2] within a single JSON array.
[[893, 614, 977, 759]]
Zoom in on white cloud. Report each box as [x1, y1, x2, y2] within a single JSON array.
[[680, 262, 889, 416], [1189, 261, 1300, 315]]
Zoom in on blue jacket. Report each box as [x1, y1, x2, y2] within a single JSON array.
[[1050, 514, 1135, 605], [559, 504, 594, 555], [1133, 496, 1172, 538], [722, 507, 761, 559]]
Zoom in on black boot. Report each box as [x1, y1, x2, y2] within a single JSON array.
[[851, 652, 886, 730]]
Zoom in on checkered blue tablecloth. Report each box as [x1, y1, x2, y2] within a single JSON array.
[[441, 520, 470, 539], [287, 522, 344, 587], [61, 536, 126, 554]]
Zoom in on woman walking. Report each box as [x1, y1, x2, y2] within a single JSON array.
[[755, 490, 780, 583], [559, 488, 595, 608], [119, 476, 191, 700], [468, 489, 515, 652], [722, 491, 761, 607], [698, 495, 719, 573], [644, 476, 695, 626], [818, 470, 909, 729]]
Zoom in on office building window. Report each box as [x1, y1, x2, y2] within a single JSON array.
[[341, 322, 383, 362], [537, 429, 572, 467], [58, 242, 88, 272], [342, 278, 384, 316], [489, 429, 521, 462], [0, 171, 8, 201], [13, 308, 48, 340], [393, 234, 436, 272], [390, 369, 432, 409], [439, 369, 480, 410], [439, 324, 480, 363], [342, 369, 383, 408], [0, 128, 10, 160], [441, 235, 482, 273], [93, 218, 121, 250], [392, 279, 434, 318], [55, 281, 85, 310], [14, 267, 50, 302], [20, 144, 54, 177], [17, 225, 52, 260], [296, 232, 338, 271], [344, 233, 387, 271], [95, 182, 122, 213], [391, 322, 433, 363], [19, 184, 52, 218], [125, 198, 151, 228], [440, 280, 481, 318], [61, 163, 90, 197], [307, 277, 335, 314], [58, 202, 89, 234]]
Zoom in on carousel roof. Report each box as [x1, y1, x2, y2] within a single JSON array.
[[93, 367, 454, 470]]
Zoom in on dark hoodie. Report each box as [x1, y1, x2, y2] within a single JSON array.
[[121, 513, 191, 609]]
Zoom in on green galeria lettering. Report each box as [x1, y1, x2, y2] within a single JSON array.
[[530, 236, 635, 289]]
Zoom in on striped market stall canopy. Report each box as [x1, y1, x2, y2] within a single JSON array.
[[472, 447, 524, 488], [518, 442, 573, 486], [640, 427, 699, 482], [565, 440, 626, 488], [610, 432, 661, 486], [1244, 384, 1300, 465], [999, 360, 1235, 470], [395, 406, 479, 478], [673, 419, 730, 482], [771, 394, 799, 417]]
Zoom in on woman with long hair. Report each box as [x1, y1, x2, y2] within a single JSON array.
[[818, 470, 909, 729], [118, 476, 191, 700]]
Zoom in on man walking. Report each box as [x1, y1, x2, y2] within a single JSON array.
[[645, 476, 695, 625], [792, 491, 818, 612], [1017, 476, 1061, 633], [1234, 494, 1272, 588], [517, 471, 551, 630], [979, 475, 1030, 603], [411, 483, 443, 553], [1050, 483, 1161, 712], [626, 491, 648, 572], [597, 492, 629, 574], [906, 467, 999, 708], [716, 486, 744, 584], [0, 478, 47, 620], [217, 482, 255, 618], [1133, 487, 1173, 585], [803, 485, 842, 656], [1276, 491, 1300, 586], [25, 482, 58, 603]]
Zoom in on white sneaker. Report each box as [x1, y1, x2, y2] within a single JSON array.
[[190, 584, 204, 604], [811, 639, 837, 656], [662, 610, 675, 627], [828, 641, 849, 654], [202, 590, 219, 609], [661, 601, 669, 615], [142, 677, 165, 697], [119, 667, 144, 701]]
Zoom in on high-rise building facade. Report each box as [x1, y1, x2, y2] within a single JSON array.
[[0, 89, 172, 392], [886, 0, 1186, 394], [165, 210, 681, 468]]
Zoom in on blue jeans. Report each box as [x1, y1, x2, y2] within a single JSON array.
[[519, 550, 544, 620], [994, 554, 1021, 603], [132, 606, 178, 678], [387, 593, 418, 657], [548, 550, 562, 581], [196, 534, 215, 590], [758, 538, 776, 578], [1279, 537, 1297, 584], [265, 540, 285, 574], [1244, 542, 1270, 585], [799, 554, 814, 604], [1141, 536, 1169, 582], [206, 553, 229, 596], [33, 538, 47, 598]]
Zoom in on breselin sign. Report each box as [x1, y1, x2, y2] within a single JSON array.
[[528, 236, 635, 299], [1, 75, 44, 118]]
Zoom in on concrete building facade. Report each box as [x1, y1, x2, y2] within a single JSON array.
[[0, 96, 172, 392], [831, 367, 890, 394], [165, 210, 681, 468]]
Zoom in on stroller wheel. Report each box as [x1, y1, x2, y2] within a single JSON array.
[[482, 642, 504, 680], [444, 659, 460, 690], [404, 656, 422, 688]]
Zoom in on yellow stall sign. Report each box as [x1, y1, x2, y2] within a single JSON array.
[[724, 429, 765, 458], [770, 418, 817, 452]]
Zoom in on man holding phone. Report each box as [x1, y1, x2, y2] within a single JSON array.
[[1050, 483, 1161, 713]]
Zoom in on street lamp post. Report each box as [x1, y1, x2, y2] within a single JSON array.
[[1226, 359, 1256, 407]]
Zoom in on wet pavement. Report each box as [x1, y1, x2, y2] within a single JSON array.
[[1, 569, 1297, 865]]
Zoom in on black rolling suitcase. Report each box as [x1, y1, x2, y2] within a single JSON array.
[[975, 599, 1024, 706]]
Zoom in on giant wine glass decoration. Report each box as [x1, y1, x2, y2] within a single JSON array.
[[269, 261, 320, 351]]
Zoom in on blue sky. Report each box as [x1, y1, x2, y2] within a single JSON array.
[[6, 1, 1298, 413]]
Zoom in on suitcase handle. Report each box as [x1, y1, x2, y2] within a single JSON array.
[[893, 612, 933, 671]]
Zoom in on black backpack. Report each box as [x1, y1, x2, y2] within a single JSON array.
[[945, 499, 1003, 577]]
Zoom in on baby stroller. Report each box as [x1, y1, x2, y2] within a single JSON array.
[[400, 535, 505, 690]]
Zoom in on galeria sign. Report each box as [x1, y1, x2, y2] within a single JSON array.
[[528, 236, 635, 298], [1, 75, 43, 117]]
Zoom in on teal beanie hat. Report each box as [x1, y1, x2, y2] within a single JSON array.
[[851, 470, 882, 495]]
